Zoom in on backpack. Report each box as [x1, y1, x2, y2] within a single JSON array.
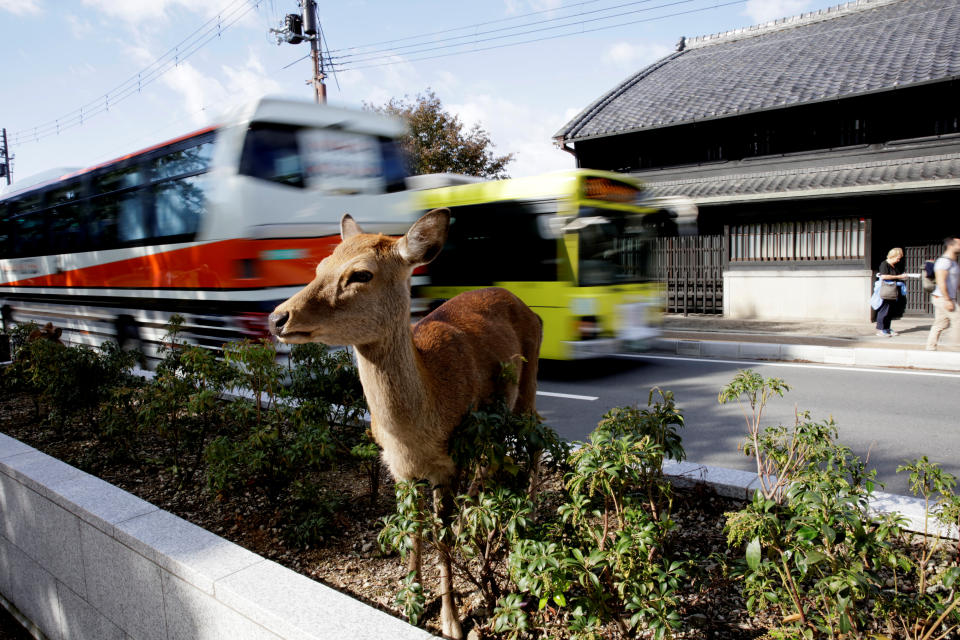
[[923, 260, 937, 293]]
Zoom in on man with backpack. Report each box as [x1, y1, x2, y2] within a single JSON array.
[[926, 236, 960, 351]]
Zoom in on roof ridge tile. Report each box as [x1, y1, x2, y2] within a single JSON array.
[[686, 0, 904, 49]]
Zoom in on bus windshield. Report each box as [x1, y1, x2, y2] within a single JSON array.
[[239, 123, 408, 194], [575, 207, 659, 286]]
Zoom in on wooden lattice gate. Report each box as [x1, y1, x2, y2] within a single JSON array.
[[651, 235, 725, 315], [903, 244, 941, 315]]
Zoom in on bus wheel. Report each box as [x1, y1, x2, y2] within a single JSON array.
[[1, 304, 12, 334], [115, 315, 146, 364]]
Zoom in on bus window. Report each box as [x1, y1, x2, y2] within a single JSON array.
[[576, 207, 659, 285], [153, 141, 213, 180], [48, 184, 87, 254], [7, 192, 45, 257], [0, 205, 9, 256], [239, 125, 305, 188], [300, 128, 384, 195], [96, 165, 142, 192], [115, 192, 148, 244], [90, 165, 144, 249], [12, 212, 47, 258], [429, 201, 559, 286], [154, 175, 205, 239], [380, 137, 409, 193]]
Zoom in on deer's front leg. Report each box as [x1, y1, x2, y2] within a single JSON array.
[[433, 486, 463, 640], [407, 534, 422, 578]]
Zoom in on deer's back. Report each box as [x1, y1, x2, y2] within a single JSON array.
[[412, 287, 540, 412]]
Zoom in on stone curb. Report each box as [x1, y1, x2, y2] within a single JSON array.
[[662, 460, 959, 539], [0, 431, 434, 640], [1, 428, 956, 640], [651, 338, 960, 372]]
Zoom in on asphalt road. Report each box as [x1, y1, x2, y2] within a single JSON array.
[[535, 353, 960, 496]]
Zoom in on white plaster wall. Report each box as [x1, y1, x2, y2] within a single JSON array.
[[723, 268, 872, 322]]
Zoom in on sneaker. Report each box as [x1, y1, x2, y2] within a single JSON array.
[[876, 331, 891, 337], [887, 330, 899, 337]]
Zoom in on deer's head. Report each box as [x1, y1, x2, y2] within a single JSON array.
[[269, 208, 449, 346]]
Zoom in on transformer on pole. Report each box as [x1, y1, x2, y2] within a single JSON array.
[[272, 1, 326, 104]]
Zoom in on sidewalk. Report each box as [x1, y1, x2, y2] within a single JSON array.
[[654, 314, 960, 372]]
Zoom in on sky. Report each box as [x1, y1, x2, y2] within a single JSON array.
[[0, 0, 849, 184]]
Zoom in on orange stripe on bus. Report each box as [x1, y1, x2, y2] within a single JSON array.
[[1, 236, 342, 290]]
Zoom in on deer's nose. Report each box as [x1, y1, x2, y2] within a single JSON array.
[[269, 311, 289, 335]]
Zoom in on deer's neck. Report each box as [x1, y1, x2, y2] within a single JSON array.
[[354, 322, 431, 428]]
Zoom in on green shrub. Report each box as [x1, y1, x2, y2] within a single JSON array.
[[205, 339, 338, 501], [503, 400, 688, 640], [880, 457, 960, 640], [138, 316, 236, 485], [283, 480, 347, 547], [379, 389, 685, 639], [721, 370, 960, 640]]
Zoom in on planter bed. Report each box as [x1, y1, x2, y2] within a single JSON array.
[[1, 384, 956, 639]]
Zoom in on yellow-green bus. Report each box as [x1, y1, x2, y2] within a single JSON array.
[[414, 169, 681, 360]]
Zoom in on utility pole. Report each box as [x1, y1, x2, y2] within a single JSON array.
[[303, 0, 326, 105], [272, 1, 326, 104], [0, 128, 10, 186]]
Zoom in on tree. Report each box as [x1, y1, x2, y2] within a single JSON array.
[[366, 90, 514, 179]]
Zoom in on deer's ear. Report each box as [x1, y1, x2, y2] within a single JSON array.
[[341, 214, 364, 240], [397, 208, 450, 267], [52, 327, 62, 339]]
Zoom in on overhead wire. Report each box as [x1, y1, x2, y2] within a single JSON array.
[[324, 0, 608, 54], [329, 0, 676, 64], [10, 0, 258, 146], [329, 0, 745, 73]]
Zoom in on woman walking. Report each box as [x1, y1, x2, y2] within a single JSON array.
[[873, 247, 908, 336]]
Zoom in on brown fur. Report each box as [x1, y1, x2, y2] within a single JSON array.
[[270, 209, 541, 639], [27, 323, 64, 346]]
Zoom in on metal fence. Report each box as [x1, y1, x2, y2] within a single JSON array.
[[652, 235, 725, 315], [903, 244, 941, 315]]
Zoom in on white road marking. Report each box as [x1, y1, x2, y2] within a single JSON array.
[[536, 390, 599, 401], [618, 353, 960, 379]]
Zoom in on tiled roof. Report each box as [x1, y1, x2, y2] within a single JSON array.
[[557, 0, 960, 141], [641, 152, 960, 202]]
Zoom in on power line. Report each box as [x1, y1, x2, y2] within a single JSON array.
[[324, 0, 608, 55], [10, 0, 258, 146], [329, 0, 745, 73], [328, 0, 675, 64]]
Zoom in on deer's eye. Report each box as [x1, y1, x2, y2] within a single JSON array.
[[347, 270, 373, 285]]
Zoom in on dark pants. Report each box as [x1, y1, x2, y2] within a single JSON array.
[[876, 299, 894, 331]]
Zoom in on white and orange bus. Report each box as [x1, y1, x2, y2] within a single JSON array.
[[0, 97, 416, 357]]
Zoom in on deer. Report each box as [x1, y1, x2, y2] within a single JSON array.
[[268, 208, 542, 640], [27, 322, 64, 346]]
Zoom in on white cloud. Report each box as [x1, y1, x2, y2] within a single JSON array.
[[448, 94, 575, 177], [0, 0, 41, 15], [80, 0, 260, 28], [81, 0, 193, 24], [504, 0, 562, 15], [743, 0, 814, 23], [66, 13, 95, 38], [602, 41, 673, 71], [160, 62, 225, 124], [335, 55, 427, 108], [220, 51, 284, 103], [158, 52, 282, 126]]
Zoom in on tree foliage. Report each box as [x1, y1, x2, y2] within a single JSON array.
[[367, 90, 514, 179]]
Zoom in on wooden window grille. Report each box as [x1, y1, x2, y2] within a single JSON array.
[[729, 218, 865, 262]]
